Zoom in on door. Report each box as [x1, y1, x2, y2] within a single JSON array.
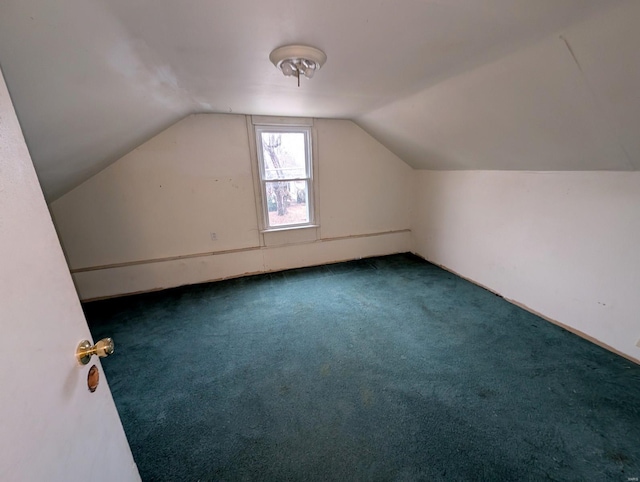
[[0, 68, 140, 481]]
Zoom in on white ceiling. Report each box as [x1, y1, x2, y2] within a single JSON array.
[[0, 0, 635, 199]]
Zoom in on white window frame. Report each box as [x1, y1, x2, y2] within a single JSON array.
[[251, 119, 318, 232]]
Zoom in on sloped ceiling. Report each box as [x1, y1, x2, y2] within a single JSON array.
[[0, 0, 635, 200], [358, 1, 640, 172]]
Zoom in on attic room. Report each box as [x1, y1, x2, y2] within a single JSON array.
[[1, 0, 639, 480]]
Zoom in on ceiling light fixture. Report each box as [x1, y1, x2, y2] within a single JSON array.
[[269, 45, 327, 87]]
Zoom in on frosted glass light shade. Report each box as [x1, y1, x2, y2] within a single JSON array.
[[281, 61, 295, 76]]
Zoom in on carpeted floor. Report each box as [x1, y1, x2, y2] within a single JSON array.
[[85, 253, 640, 481]]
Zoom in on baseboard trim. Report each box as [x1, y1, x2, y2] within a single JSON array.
[[81, 250, 408, 303], [411, 251, 640, 366], [71, 229, 411, 274], [71, 246, 262, 273], [74, 230, 411, 300]]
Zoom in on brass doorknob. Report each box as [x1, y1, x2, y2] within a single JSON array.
[[76, 338, 114, 365]]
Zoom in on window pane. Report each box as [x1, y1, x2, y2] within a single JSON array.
[[266, 180, 309, 227], [260, 132, 308, 180]]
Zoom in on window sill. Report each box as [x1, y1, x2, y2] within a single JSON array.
[[261, 224, 320, 247], [260, 224, 319, 234]]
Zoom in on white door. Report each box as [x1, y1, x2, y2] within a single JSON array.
[[0, 69, 140, 481]]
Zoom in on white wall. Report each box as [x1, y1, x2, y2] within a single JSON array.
[[316, 119, 411, 238], [412, 170, 640, 362], [51, 115, 412, 299], [0, 67, 139, 480], [53, 114, 259, 267]]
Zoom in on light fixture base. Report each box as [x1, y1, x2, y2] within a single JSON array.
[[269, 45, 327, 81]]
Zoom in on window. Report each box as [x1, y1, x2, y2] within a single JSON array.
[[255, 125, 315, 230]]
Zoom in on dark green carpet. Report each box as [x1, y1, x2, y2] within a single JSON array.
[[85, 253, 640, 481]]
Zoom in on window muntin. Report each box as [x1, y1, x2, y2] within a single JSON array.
[[256, 126, 314, 229]]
